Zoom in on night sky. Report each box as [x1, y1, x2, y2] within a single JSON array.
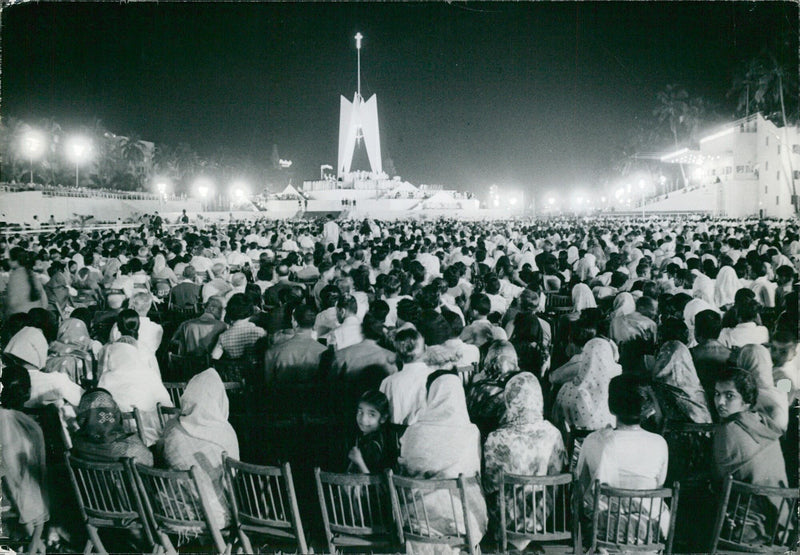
[[2, 2, 797, 197]]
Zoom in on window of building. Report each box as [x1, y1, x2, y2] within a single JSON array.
[[765, 161, 769, 171], [766, 136, 769, 146], [765, 186, 769, 194], [777, 170, 781, 181], [776, 195, 780, 205]]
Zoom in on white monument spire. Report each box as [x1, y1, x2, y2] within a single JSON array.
[[338, 32, 382, 178]]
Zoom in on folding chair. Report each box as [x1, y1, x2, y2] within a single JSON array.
[[65, 454, 158, 554], [120, 408, 146, 444], [314, 467, 397, 554], [156, 403, 182, 429], [709, 474, 799, 553], [499, 472, 579, 553], [212, 358, 255, 385], [661, 420, 715, 485], [162, 382, 187, 408], [133, 464, 231, 555], [544, 293, 572, 315], [567, 427, 593, 473], [589, 480, 680, 554], [223, 456, 307, 554], [387, 470, 478, 555]]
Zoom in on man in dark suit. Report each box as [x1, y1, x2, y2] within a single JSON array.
[[168, 265, 202, 309]]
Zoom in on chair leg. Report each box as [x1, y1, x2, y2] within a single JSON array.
[[83, 539, 93, 555], [236, 529, 253, 554], [157, 532, 178, 555], [85, 525, 108, 555]]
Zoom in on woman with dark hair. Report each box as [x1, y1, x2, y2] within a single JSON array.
[[509, 311, 546, 377], [6, 247, 48, 318], [0, 360, 48, 553], [97, 309, 171, 446], [712, 366, 789, 545], [576, 373, 669, 545]]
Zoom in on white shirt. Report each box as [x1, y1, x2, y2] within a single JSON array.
[[110, 316, 163, 355], [718, 322, 770, 349], [380, 361, 434, 426], [330, 316, 363, 351], [443, 338, 480, 367]]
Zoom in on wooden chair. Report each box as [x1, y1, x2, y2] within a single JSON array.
[[589, 480, 680, 554], [661, 420, 715, 484], [167, 352, 210, 382], [65, 454, 158, 554], [709, 475, 799, 554], [544, 293, 572, 315], [223, 456, 307, 554], [314, 467, 397, 554], [162, 382, 187, 408], [499, 472, 579, 553], [156, 403, 182, 429], [387, 470, 478, 555], [457, 362, 478, 388], [133, 464, 231, 555], [121, 408, 146, 444], [567, 427, 593, 473]]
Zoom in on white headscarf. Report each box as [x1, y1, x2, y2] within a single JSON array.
[[714, 266, 740, 309], [571, 283, 597, 312], [610, 292, 636, 319], [179, 368, 240, 459], [4, 327, 48, 370]]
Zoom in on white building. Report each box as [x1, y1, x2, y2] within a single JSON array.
[[654, 113, 799, 218]]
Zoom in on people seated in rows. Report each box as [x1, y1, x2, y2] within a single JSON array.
[[168, 295, 227, 357], [263, 303, 327, 384], [210, 293, 266, 363]]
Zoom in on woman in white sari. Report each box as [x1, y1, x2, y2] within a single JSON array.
[[398, 372, 488, 554], [714, 266, 740, 311], [97, 309, 171, 446]]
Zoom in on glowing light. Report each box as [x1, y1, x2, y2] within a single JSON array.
[[156, 182, 167, 195], [279, 159, 292, 168], [547, 197, 555, 206], [21, 130, 46, 159], [700, 127, 734, 144], [615, 188, 624, 199], [509, 197, 517, 206], [660, 147, 688, 162], [66, 136, 92, 164], [600, 196, 607, 203], [198, 186, 208, 198], [355, 32, 363, 50]]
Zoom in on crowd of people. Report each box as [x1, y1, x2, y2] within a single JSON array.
[[0, 212, 797, 553]]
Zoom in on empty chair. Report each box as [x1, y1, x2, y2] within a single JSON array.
[[65, 454, 157, 554], [709, 475, 799, 553], [387, 470, 479, 555], [499, 472, 579, 553], [211, 357, 256, 385], [314, 468, 397, 554], [589, 480, 680, 554], [223, 457, 307, 554], [133, 464, 230, 555]]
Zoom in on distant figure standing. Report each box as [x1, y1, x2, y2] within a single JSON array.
[[180, 209, 189, 224], [323, 214, 340, 249]]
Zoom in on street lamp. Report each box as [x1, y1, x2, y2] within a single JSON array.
[[639, 180, 646, 219], [20, 130, 46, 185], [156, 181, 167, 210], [66, 136, 92, 188]]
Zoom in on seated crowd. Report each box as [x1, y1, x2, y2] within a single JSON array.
[[0, 214, 798, 552]]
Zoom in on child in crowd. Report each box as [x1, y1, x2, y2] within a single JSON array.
[[347, 390, 397, 474]]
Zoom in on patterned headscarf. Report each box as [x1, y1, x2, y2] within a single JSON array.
[[75, 389, 129, 444], [503, 372, 544, 428]]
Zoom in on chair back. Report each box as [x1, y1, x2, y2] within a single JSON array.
[[212, 357, 255, 385], [590, 480, 680, 554], [223, 456, 307, 553], [64, 454, 156, 550], [567, 427, 593, 473], [167, 352, 210, 382], [387, 470, 477, 555], [662, 420, 714, 484], [314, 467, 396, 554], [545, 293, 572, 314], [499, 472, 578, 551], [162, 382, 187, 408], [457, 363, 477, 388], [120, 408, 146, 444], [156, 403, 182, 429], [709, 475, 799, 553], [133, 464, 228, 555]]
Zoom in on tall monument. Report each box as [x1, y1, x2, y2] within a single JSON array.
[[338, 33, 382, 179]]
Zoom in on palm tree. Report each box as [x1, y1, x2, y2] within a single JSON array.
[[120, 133, 148, 190], [653, 84, 690, 186]]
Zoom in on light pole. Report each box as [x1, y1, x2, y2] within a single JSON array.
[[21, 130, 45, 185], [66, 136, 92, 188], [198, 185, 208, 212], [156, 182, 167, 210], [639, 180, 646, 219]]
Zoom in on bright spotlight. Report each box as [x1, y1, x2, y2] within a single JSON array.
[[600, 196, 607, 203], [509, 197, 517, 206], [234, 188, 245, 199], [156, 182, 167, 195], [198, 185, 208, 198], [548, 197, 555, 206], [493, 198, 500, 207], [615, 188, 624, 199], [21, 130, 46, 159], [66, 136, 92, 164]]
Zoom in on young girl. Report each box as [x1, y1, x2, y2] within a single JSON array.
[[348, 390, 397, 474]]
